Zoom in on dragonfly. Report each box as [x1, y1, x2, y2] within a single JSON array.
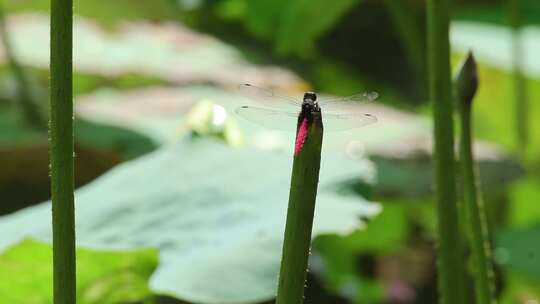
[[234, 83, 378, 132]]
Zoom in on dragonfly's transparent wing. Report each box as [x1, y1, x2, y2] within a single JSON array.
[[237, 83, 302, 110], [234, 106, 300, 131], [319, 91, 378, 104], [323, 113, 377, 131], [235, 106, 377, 132], [318, 92, 378, 113]]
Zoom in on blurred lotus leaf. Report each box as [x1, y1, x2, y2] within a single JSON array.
[[451, 22, 540, 78], [0, 138, 380, 303], [496, 224, 540, 279], [0, 239, 158, 304], [0, 105, 156, 213], [0, 13, 303, 88]]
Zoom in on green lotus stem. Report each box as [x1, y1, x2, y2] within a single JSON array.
[[0, 1, 46, 129], [275, 112, 323, 304], [455, 53, 497, 304], [50, 0, 76, 303], [426, 0, 467, 302], [507, 0, 528, 159]]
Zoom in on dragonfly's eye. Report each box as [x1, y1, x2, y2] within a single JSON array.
[[304, 92, 317, 101]]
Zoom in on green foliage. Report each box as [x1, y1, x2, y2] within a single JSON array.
[[1, 2, 535, 303], [0, 239, 158, 304], [243, 0, 289, 38], [307, 60, 369, 96], [497, 224, 540, 279], [382, 0, 426, 84], [455, 0, 540, 25], [509, 178, 540, 227], [495, 178, 540, 301], [4, 0, 174, 28], [0, 138, 380, 303], [0, 3, 46, 129], [216, 0, 358, 57], [0, 107, 46, 145], [314, 204, 408, 303], [274, 0, 358, 56], [317, 203, 407, 255], [499, 273, 540, 303]]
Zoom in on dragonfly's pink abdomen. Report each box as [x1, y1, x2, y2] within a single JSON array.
[[294, 118, 309, 156]]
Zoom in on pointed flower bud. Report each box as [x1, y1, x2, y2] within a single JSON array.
[[454, 52, 479, 107]]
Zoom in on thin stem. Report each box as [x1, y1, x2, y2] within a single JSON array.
[[460, 106, 497, 304], [455, 53, 497, 304], [0, 1, 46, 129], [426, 0, 467, 303], [507, 0, 528, 160], [276, 114, 324, 304], [50, 0, 76, 303]]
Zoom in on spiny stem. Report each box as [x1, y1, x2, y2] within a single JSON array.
[[276, 115, 323, 304], [50, 0, 76, 303], [455, 52, 497, 304], [426, 0, 467, 302]]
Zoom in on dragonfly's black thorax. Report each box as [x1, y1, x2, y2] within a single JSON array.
[[300, 92, 321, 123]]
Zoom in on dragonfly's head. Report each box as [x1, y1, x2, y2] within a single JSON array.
[[302, 91, 320, 114], [303, 92, 317, 102]]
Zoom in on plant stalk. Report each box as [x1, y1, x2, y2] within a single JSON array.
[[276, 112, 324, 304], [426, 0, 467, 302], [50, 0, 76, 303], [455, 53, 497, 304], [507, 0, 528, 159]]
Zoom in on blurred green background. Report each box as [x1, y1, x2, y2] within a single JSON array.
[[0, 0, 539, 303]]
